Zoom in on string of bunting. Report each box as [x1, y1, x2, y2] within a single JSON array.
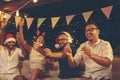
[[0, 1, 120, 29]]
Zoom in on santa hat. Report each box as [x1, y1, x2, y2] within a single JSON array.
[[56, 31, 73, 43], [62, 31, 73, 43], [4, 33, 16, 45]]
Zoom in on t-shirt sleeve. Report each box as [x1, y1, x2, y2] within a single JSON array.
[[17, 48, 24, 57], [74, 46, 83, 66], [101, 41, 113, 61], [0, 45, 3, 50]]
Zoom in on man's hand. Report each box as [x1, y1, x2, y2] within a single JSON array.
[[62, 43, 72, 57], [81, 46, 93, 57], [63, 43, 72, 53], [42, 48, 52, 57]]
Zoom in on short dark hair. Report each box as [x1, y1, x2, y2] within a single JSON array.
[[85, 22, 99, 29]]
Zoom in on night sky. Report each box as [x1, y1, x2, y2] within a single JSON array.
[[5, 0, 120, 56]]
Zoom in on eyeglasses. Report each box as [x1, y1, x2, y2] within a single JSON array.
[[85, 28, 98, 32]]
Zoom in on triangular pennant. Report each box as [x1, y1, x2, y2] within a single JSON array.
[[4, 13, 11, 26], [0, 13, 4, 21], [0, 13, 11, 27], [15, 16, 21, 29], [101, 5, 113, 19], [51, 17, 60, 29], [26, 18, 34, 29], [37, 18, 46, 28], [66, 15, 75, 25], [82, 11, 93, 22]]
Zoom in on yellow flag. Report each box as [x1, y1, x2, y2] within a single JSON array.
[[26, 18, 34, 29], [15, 16, 21, 29], [37, 18, 46, 28], [51, 17, 60, 29], [82, 11, 93, 22], [66, 15, 75, 25]]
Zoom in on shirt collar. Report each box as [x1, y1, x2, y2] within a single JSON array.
[[87, 39, 100, 47], [95, 39, 100, 45], [4, 46, 16, 51]]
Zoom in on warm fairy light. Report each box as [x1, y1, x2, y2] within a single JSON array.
[[33, 0, 38, 3], [3, 13, 7, 18], [16, 10, 19, 16], [0, 11, 1, 14], [24, 15, 27, 18], [3, 0, 12, 2]]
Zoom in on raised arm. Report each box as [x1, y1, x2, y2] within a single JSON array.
[[0, 19, 6, 45], [16, 32, 27, 56], [17, 18, 32, 53]]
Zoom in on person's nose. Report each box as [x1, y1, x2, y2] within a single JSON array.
[[58, 41, 62, 44]]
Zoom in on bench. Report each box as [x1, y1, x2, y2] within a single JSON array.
[[19, 57, 120, 80], [112, 57, 120, 80], [19, 60, 60, 78]]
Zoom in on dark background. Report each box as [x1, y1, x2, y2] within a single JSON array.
[[5, 0, 120, 56]]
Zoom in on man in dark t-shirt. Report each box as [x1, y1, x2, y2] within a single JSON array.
[[43, 31, 84, 79]]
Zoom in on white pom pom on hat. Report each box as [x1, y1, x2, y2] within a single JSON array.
[[61, 31, 73, 43], [4, 33, 16, 45]]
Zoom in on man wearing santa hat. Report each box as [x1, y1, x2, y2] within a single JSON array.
[[0, 33, 26, 80]]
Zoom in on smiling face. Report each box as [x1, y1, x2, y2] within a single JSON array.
[[57, 34, 68, 48], [33, 35, 44, 49], [36, 36, 44, 44], [85, 23, 100, 42], [6, 41, 16, 50]]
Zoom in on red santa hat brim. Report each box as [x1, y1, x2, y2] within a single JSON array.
[[4, 38, 16, 45]]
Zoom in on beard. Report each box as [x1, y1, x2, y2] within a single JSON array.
[[6, 44, 15, 50]]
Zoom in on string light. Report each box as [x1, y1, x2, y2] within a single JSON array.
[[24, 14, 27, 18], [0, 11, 2, 15], [16, 10, 19, 16], [3, 0, 12, 2], [33, 0, 38, 3], [3, 13, 7, 18]]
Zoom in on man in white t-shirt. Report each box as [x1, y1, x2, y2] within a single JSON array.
[[65, 23, 113, 80], [0, 33, 26, 80]]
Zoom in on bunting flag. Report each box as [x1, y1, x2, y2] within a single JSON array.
[[51, 17, 60, 29], [82, 11, 93, 22], [4, 13, 11, 26], [6, 13, 11, 22], [26, 18, 34, 29], [2, 4, 113, 30], [15, 16, 21, 29], [37, 18, 46, 28], [101, 5, 113, 19], [0, 13, 4, 21], [66, 15, 75, 25]]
